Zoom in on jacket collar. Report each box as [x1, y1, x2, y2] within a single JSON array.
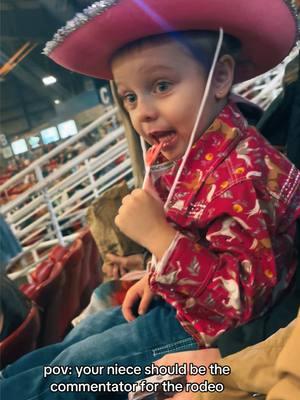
[[150, 102, 248, 222]]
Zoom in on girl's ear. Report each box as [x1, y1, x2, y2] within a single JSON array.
[[213, 55, 235, 100]]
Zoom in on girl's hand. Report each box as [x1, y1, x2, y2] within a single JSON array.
[[122, 273, 154, 321], [115, 189, 176, 259]]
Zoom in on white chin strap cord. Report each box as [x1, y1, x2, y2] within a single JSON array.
[[140, 28, 224, 213]]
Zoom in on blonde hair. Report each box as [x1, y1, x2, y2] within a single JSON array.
[[110, 81, 145, 188]]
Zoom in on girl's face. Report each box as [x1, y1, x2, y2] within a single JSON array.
[[112, 39, 221, 161]]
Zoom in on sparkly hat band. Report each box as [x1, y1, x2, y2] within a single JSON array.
[[43, 0, 299, 57], [284, 0, 300, 39], [43, 0, 120, 56]]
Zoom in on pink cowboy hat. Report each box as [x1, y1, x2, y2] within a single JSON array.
[[44, 0, 299, 82]]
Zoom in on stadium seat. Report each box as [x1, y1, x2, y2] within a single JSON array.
[[23, 240, 85, 345], [56, 239, 83, 336], [48, 244, 68, 262], [31, 260, 67, 345], [79, 228, 103, 309], [30, 259, 55, 284], [19, 230, 102, 346]]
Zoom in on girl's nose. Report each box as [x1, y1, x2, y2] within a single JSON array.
[[136, 96, 158, 123]]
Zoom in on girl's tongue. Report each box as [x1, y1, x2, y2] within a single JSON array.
[[146, 142, 163, 166], [157, 130, 177, 151], [157, 131, 176, 143]]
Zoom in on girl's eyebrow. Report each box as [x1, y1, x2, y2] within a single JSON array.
[[138, 64, 175, 75], [114, 64, 176, 92], [116, 64, 174, 82], [114, 84, 128, 95]]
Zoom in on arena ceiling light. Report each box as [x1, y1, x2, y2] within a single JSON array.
[[42, 75, 57, 85]]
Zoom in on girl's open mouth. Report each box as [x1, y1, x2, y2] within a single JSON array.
[[150, 130, 177, 151]]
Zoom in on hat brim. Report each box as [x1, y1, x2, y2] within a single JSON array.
[[47, 0, 297, 82]]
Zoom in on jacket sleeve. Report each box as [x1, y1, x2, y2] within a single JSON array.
[[150, 179, 300, 332]]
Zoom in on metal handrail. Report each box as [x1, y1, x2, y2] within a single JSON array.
[[0, 106, 118, 193]]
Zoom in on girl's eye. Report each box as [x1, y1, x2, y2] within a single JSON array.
[[122, 93, 137, 105], [155, 81, 171, 93]]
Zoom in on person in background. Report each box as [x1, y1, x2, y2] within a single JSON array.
[[198, 309, 300, 400], [0, 214, 22, 273], [0, 216, 29, 348], [153, 312, 299, 400], [0, 275, 31, 344]]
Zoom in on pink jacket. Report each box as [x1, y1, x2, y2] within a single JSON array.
[[148, 102, 300, 346]]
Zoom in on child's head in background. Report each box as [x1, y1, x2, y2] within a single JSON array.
[[111, 31, 241, 161]]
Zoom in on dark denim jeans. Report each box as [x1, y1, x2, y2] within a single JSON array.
[[0, 301, 197, 399]]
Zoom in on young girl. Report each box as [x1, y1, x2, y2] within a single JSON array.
[[1, 1, 299, 399]]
